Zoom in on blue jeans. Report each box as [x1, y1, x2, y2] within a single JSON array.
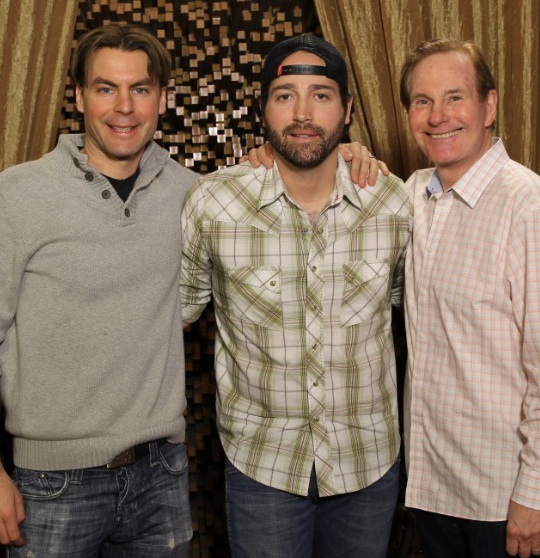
[[225, 457, 400, 558], [414, 509, 510, 558], [9, 441, 192, 557]]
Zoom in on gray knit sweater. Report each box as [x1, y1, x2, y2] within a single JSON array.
[[0, 134, 198, 470]]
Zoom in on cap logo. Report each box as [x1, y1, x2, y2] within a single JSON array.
[[277, 64, 327, 78]]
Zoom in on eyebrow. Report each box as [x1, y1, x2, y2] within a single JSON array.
[[89, 77, 155, 88], [269, 83, 337, 94], [411, 88, 464, 99]]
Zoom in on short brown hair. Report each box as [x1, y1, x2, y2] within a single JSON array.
[[71, 23, 171, 89], [399, 39, 496, 110]]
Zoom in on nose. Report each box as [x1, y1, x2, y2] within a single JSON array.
[[427, 101, 448, 126], [293, 96, 312, 123], [114, 89, 134, 115]]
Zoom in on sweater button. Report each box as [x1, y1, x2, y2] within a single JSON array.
[[84, 172, 93, 181], [102, 190, 111, 199], [124, 208, 131, 217]]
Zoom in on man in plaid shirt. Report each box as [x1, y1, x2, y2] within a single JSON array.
[[181, 35, 410, 558]]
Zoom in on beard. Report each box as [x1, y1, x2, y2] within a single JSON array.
[[266, 120, 346, 169]]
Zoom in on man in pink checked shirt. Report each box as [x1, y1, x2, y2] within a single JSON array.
[[399, 39, 540, 558]]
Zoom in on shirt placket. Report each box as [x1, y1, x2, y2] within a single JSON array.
[[410, 191, 453, 453], [304, 212, 334, 494]]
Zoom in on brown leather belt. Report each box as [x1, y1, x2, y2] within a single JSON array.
[[106, 438, 168, 469]]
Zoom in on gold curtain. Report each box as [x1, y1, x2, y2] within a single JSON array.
[[0, 0, 79, 171], [1, 1, 538, 176], [314, 0, 540, 179]]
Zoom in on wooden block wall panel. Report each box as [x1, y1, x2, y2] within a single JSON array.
[[59, 0, 320, 174]]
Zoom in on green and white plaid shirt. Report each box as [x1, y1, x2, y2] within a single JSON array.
[[181, 156, 411, 496]]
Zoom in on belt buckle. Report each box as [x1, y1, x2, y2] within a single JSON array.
[[106, 447, 137, 469]]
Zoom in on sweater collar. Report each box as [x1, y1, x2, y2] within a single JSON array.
[[56, 134, 170, 190]]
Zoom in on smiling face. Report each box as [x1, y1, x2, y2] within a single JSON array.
[[407, 51, 497, 188], [262, 51, 352, 170], [75, 47, 166, 178]]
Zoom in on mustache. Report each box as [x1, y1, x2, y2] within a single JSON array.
[[282, 123, 325, 136]]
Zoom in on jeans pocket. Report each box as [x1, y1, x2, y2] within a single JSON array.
[[13, 467, 70, 501], [157, 442, 189, 476]]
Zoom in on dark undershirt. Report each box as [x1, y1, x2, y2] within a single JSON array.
[[104, 168, 140, 202]]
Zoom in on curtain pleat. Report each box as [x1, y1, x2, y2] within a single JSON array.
[[0, 0, 79, 171], [314, 0, 540, 179], [0, 1, 537, 176]]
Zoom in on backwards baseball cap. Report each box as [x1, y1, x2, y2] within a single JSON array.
[[260, 35, 349, 98]]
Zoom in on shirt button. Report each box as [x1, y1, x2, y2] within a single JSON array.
[[313, 417, 320, 423], [124, 208, 131, 217], [102, 190, 111, 199], [313, 381, 319, 387], [84, 172, 93, 181], [312, 344, 317, 350], [270, 280, 276, 287]]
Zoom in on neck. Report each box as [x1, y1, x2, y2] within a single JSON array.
[[82, 145, 145, 180], [438, 167, 465, 192], [438, 133, 494, 191], [275, 150, 339, 213]]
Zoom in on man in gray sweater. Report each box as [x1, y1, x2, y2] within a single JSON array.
[[0, 24, 198, 556]]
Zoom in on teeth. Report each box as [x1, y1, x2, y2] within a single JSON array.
[[112, 126, 133, 133], [429, 130, 460, 139]]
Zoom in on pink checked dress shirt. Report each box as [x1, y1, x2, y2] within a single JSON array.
[[404, 139, 540, 520]]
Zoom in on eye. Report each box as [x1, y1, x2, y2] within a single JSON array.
[[133, 87, 150, 95], [276, 93, 292, 101], [314, 93, 330, 101], [98, 87, 114, 95], [449, 95, 463, 102]]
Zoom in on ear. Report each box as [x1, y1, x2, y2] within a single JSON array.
[[345, 95, 353, 125], [484, 89, 498, 128], [75, 85, 85, 113], [159, 87, 167, 115]]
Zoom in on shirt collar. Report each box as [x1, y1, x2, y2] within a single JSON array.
[[426, 138, 509, 207], [257, 154, 357, 210], [337, 155, 365, 211], [426, 173, 443, 197], [258, 164, 285, 210]]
